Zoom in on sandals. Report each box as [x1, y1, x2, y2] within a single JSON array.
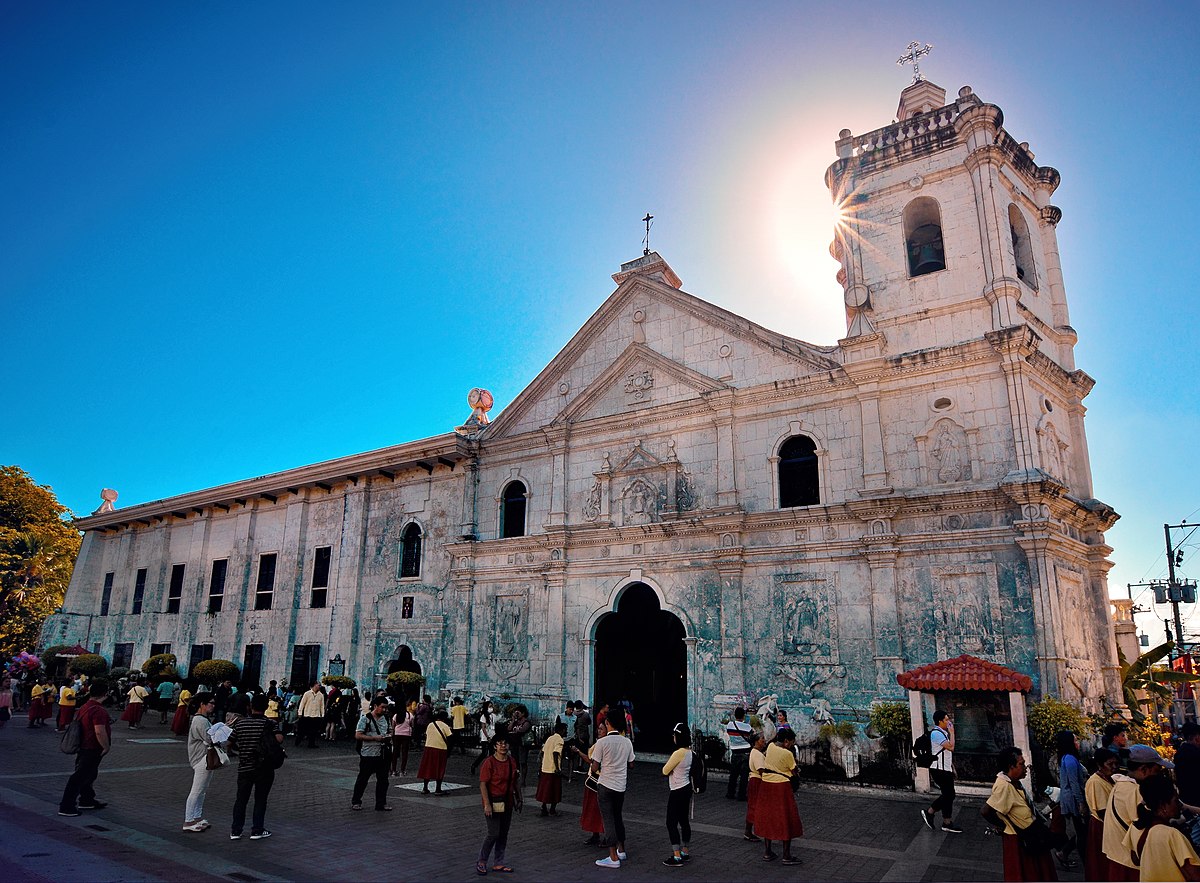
[[476, 862, 488, 876], [491, 867, 514, 874]]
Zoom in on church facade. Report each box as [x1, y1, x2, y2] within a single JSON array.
[[45, 79, 1120, 741]]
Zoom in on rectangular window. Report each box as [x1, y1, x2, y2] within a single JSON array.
[[208, 559, 227, 613], [188, 643, 214, 676], [243, 644, 264, 688], [311, 546, 331, 608], [254, 553, 277, 611], [150, 642, 171, 658], [167, 563, 185, 614], [112, 642, 134, 670], [401, 595, 414, 619], [131, 568, 147, 614], [100, 572, 114, 616]]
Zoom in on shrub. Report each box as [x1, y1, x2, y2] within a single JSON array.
[[141, 653, 178, 682], [191, 659, 240, 685], [818, 720, 857, 741], [69, 653, 109, 676], [322, 675, 356, 689], [386, 671, 426, 690], [41, 644, 75, 673], [108, 667, 130, 682], [869, 701, 912, 741], [1028, 696, 1086, 749]]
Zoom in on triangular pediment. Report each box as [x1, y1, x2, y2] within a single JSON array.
[[482, 270, 840, 441], [552, 342, 728, 427]]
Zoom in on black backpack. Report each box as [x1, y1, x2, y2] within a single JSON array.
[[260, 722, 286, 770], [912, 731, 934, 768]]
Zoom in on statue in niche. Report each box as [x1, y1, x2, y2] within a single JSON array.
[[495, 598, 523, 657], [583, 480, 602, 522], [782, 589, 831, 658], [1042, 425, 1064, 480], [622, 479, 659, 525], [930, 419, 969, 483]]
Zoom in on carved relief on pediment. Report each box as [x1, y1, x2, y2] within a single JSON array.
[[578, 439, 700, 526], [915, 416, 979, 487]]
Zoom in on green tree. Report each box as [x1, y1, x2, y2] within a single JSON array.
[[0, 466, 81, 658], [1119, 641, 1200, 723]]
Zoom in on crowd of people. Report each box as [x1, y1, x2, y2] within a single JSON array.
[[29, 670, 1200, 881]]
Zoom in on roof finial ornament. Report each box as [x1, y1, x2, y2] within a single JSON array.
[[641, 213, 654, 256], [897, 41, 934, 84]]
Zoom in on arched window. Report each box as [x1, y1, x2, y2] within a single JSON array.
[[1008, 204, 1038, 289], [903, 197, 946, 277], [500, 481, 527, 539], [400, 523, 422, 578], [778, 436, 820, 507]]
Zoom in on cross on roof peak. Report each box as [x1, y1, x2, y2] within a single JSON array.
[[897, 41, 934, 84]]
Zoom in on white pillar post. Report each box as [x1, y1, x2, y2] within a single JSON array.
[[1009, 691, 1035, 800], [908, 689, 930, 792]]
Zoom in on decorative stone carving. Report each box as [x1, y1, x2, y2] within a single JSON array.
[[466, 388, 493, 425], [493, 595, 526, 659], [932, 565, 1000, 659], [775, 573, 838, 664], [621, 478, 660, 525], [582, 480, 602, 522], [93, 488, 118, 515], [930, 419, 969, 482], [624, 369, 654, 405], [1039, 421, 1065, 480]]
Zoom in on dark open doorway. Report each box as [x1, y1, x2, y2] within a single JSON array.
[[594, 583, 687, 752]]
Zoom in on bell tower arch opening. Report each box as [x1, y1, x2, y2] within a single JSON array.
[[593, 582, 687, 752]]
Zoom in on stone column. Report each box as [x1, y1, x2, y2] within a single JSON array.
[[714, 550, 745, 695], [987, 328, 1040, 474], [1014, 523, 1067, 697], [711, 401, 739, 508], [863, 542, 904, 696], [543, 428, 569, 527], [855, 385, 890, 493], [685, 636, 700, 726], [541, 563, 567, 694], [908, 689, 930, 793], [581, 638, 595, 705]]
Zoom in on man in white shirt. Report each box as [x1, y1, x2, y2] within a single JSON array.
[[295, 681, 325, 749], [590, 711, 636, 869], [921, 709, 962, 833], [726, 706, 753, 800]]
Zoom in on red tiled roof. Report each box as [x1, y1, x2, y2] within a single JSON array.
[[896, 654, 1033, 693]]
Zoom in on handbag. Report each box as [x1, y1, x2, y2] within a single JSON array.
[[585, 770, 601, 793], [205, 744, 228, 770]]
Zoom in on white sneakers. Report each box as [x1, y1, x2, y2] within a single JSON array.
[[182, 819, 210, 832], [595, 857, 621, 869]]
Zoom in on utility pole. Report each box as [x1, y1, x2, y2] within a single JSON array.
[[1161, 522, 1199, 723]]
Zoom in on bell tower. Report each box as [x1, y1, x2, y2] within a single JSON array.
[[825, 80, 1076, 372]]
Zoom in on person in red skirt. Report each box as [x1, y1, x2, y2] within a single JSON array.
[[981, 746, 1058, 882], [1084, 748, 1117, 883], [572, 742, 604, 846], [56, 679, 78, 732], [536, 722, 566, 815], [745, 731, 768, 842], [755, 730, 803, 865], [27, 678, 52, 728], [171, 687, 194, 738], [418, 711, 453, 795], [120, 680, 150, 728]]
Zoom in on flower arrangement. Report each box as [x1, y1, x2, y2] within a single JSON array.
[[322, 675, 356, 689]]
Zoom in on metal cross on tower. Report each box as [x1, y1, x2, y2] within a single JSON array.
[[897, 41, 934, 84], [642, 213, 654, 256]]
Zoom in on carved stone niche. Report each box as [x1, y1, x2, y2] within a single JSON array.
[[581, 440, 700, 526], [915, 416, 980, 486]]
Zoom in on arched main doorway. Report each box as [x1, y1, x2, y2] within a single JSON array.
[[594, 583, 687, 752]]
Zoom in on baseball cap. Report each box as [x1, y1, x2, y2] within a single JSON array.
[[1128, 744, 1174, 769]]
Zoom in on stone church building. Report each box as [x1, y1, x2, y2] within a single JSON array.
[[45, 77, 1120, 747]]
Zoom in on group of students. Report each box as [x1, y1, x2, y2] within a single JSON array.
[[979, 723, 1200, 882]]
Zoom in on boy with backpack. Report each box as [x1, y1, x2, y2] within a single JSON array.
[[919, 710, 961, 833]]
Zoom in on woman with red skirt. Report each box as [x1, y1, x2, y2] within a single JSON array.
[[755, 731, 804, 865], [745, 732, 768, 841], [418, 715, 453, 794], [535, 722, 566, 815], [120, 682, 150, 728], [27, 679, 51, 728], [1084, 749, 1117, 882], [573, 743, 604, 845], [171, 687, 193, 737]]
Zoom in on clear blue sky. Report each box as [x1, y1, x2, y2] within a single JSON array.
[[4, 1, 1197, 642]]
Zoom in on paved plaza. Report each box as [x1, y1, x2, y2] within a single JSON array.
[[0, 715, 1069, 882]]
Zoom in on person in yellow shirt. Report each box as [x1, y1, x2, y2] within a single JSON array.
[[1105, 745, 1172, 882], [56, 679, 77, 732], [450, 696, 468, 755], [536, 721, 567, 816], [1124, 775, 1200, 882], [980, 746, 1058, 881], [755, 731, 803, 865], [417, 711, 453, 795], [1085, 748, 1119, 881], [171, 687, 193, 737], [745, 731, 768, 842], [28, 678, 52, 728], [120, 680, 151, 729]]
